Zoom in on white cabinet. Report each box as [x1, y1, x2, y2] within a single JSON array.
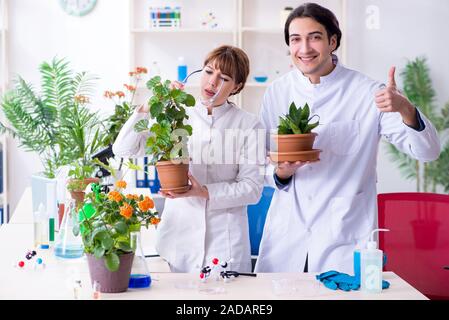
[[0, 0, 7, 224], [128, 0, 346, 114]]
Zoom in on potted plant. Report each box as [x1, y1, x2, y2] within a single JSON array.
[[270, 102, 321, 162], [81, 179, 160, 293], [58, 87, 105, 208], [0, 57, 98, 218], [134, 76, 195, 193]]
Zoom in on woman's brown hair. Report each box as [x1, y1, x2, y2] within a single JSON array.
[[203, 45, 250, 96]]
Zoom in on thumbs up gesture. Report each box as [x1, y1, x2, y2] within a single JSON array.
[[375, 66, 418, 128]]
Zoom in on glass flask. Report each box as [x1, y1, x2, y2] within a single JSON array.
[[54, 199, 84, 259], [128, 231, 151, 288]]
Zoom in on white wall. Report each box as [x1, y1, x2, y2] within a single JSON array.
[[6, 0, 130, 216], [345, 0, 449, 193], [5, 0, 449, 216]]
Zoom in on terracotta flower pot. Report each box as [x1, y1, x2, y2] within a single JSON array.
[[68, 177, 100, 207], [272, 133, 317, 153], [269, 150, 321, 162], [156, 160, 189, 193], [86, 252, 134, 293]]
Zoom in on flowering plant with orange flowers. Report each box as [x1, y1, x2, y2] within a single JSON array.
[[101, 67, 148, 160], [80, 179, 160, 271]]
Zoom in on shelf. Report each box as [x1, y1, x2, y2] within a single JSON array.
[[241, 27, 283, 34], [246, 82, 270, 87], [131, 28, 235, 34]]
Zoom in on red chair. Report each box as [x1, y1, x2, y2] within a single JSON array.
[[378, 193, 449, 300]]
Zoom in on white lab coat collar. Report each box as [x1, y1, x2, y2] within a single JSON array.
[[196, 100, 233, 120], [294, 54, 343, 88]]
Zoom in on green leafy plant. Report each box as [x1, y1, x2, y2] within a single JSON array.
[[387, 57, 449, 192], [81, 180, 160, 271], [0, 57, 97, 178], [278, 102, 319, 134], [101, 67, 147, 148], [134, 76, 195, 164]]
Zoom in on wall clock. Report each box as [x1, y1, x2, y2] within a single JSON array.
[[59, 0, 97, 17]]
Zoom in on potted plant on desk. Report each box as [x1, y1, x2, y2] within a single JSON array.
[[0, 57, 99, 221], [134, 76, 195, 193], [81, 180, 160, 293], [269, 102, 321, 162]]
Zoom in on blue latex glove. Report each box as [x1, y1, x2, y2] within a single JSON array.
[[316, 270, 390, 291]]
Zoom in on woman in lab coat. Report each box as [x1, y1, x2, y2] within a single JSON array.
[[254, 3, 440, 274], [113, 45, 265, 273]]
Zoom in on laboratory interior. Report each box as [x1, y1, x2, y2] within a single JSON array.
[[0, 0, 449, 303]]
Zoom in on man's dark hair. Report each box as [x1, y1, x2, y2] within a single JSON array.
[[284, 2, 342, 52]]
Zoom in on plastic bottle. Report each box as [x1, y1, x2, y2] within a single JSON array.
[[151, 61, 161, 77], [33, 203, 49, 249], [177, 56, 187, 82], [360, 228, 389, 293]]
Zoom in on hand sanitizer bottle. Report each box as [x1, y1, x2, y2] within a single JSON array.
[[361, 228, 389, 293]]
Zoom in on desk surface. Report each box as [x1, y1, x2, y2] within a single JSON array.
[[0, 223, 428, 300]]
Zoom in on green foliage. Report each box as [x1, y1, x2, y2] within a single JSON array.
[[0, 57, 99, 178], [387, 57, 449, 192], [134, 76, 195, 164], [81, 184, 160, 272], [278, 102, 319, 134]]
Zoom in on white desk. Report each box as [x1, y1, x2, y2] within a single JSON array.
[[0, 223, 428, 300]]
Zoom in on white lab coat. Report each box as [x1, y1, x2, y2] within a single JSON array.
[[255, 60, 441, 274], [113, 101, 265, 273]]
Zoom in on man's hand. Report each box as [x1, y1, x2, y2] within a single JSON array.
[[274, 160, 314, 180], [159, 173, 209, 200], [375, 66, 418, 128]]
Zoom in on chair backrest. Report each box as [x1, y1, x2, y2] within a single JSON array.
[[378, 193, 449, 300], [247, 186, 274, 256]]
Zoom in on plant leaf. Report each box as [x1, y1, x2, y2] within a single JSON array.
[[104, 252, 120, 272]]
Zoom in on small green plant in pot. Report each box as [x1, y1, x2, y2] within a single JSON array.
[[134, 76, 195, 193], [81, 179, 160, 293], [270, 102, 321, 162]]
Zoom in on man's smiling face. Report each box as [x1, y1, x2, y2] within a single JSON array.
[[288, 17, 337, 81]]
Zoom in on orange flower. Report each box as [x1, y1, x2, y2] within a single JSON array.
[[138, 196, 154, 212], [75, 95, 89, 104], [129, 71, 136, 77], [124, 84, 136, 92], [150, 217, 161, 225], [115, 180, 127, 189], [104, 91, 115, 99], [108, 190, 123, 202], [115, 91, 125, 98], [120, 203, 133, 219], [136, 67, 148, 74], [126, 194, 139, 200]]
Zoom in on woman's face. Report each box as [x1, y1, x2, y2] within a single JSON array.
[[200, 62, 240, 107]]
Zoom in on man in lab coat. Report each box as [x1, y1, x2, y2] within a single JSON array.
[[255, 3, 440, 274]]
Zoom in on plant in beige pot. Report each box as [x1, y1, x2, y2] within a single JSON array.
[[134, 76, 195, 193], [270, 102, 321, 162], [81, 180, 160, 293]]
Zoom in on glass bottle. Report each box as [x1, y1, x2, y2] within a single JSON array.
[[54, 199, 84, 259], [128, 231, 151, 288]]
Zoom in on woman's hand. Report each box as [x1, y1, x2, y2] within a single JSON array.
[[159, 173, 209, 199], [137, 104, 149, 113], [170, 81, 185, 91]]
